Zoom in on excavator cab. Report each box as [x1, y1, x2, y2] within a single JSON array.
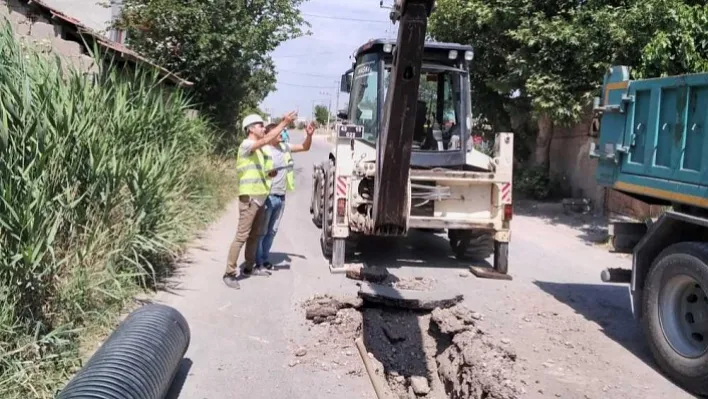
[[313, 1, 513, 275], [340, 39, 474, 168]]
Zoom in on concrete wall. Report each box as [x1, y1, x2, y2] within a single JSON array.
[[1, 0, 99, 75], [548, 107, 607, 210]]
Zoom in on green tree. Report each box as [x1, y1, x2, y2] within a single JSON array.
[[272, 116, 295, 129], [626, 1, 708, 78], [314, 104, 330, 125], [429, 0, 708, 172], [115, 0, 310, 134]]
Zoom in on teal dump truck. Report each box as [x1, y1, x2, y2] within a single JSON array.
[[591, 66, 708, 395]]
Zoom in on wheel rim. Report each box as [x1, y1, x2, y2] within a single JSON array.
[[659, 274, 708, 358]]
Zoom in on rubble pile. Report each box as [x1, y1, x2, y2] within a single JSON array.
[[433, 306, 521, 399], [300, 288, 522, 399]]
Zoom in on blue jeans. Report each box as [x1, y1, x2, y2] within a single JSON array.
[[257, 194, 285, 265]]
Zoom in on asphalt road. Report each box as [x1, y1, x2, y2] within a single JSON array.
[[155, 130, 697, 399]]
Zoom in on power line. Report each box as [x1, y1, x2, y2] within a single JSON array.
[[277, 69, 339, 78], [301, 12, 391, 24], [277, 81, 334, 89], [275, 50, 338, 58]]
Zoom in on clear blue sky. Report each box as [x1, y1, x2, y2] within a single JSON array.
[[261, 0, 395, 120]]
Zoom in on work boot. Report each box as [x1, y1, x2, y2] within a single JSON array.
[[222, 274, 240, 289], [243, 265, 271, 277]]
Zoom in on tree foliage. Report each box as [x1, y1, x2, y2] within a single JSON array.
[[314, 104, 330, 125], [272, 117, 296, 129], [115, 0, 310, 133], [629, 1, 708, 78], [429, 0, 708, 169]]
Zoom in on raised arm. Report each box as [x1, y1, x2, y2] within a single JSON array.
[[290, 122, 315, 153], [250, 111, 297, 151]]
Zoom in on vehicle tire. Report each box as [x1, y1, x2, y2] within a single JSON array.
[[448, 230, 460, 252], [642, 241, 708, 396], [450, 230, 468, 259], [311, 165, 324, 228], [310, 167, 317, 214], [449, 230, 494, 261], [493, 240, 509, 274], [320, 162, 335, 257]]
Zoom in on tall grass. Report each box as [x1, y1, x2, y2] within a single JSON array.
[[0, 22, 237, 397]]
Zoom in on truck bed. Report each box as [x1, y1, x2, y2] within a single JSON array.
[[593, 66, 708, 209]]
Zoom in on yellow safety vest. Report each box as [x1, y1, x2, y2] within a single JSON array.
[[262, 144, 296, 192], [236, 144, 272, 196], [281, 145, 296, 192]]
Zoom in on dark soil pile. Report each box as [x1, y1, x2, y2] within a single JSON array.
[[302, 294, 522, 399]]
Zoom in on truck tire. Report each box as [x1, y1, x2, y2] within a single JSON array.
[[320, 162, 335, 257], [310, 167, 317, 215], [493, 240, 509, 274], [642, 241, 708, 396], [448, 229, 494, 261], [311, 165, 324, 228]]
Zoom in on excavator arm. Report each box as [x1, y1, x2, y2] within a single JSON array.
[[373, 0, 437, 235]]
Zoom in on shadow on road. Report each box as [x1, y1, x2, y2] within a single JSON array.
[[268, 251, 305, 270], [165, 357, 193, 399], [533, 281, 645, 358], [347, 230, 484, 271], [534, 280, 699, 397]]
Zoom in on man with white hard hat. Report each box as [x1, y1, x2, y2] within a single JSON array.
[[223, 110, 297, 289]]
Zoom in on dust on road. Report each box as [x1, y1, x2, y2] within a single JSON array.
[[151, 131, 695, 399]]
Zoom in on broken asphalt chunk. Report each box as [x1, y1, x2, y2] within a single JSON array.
[[358, 283, 463, 311], [346, 265, 390, 282]]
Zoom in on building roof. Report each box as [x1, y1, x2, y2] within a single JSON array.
[[20, 0, 192, 87]]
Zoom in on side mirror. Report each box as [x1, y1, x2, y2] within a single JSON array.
[[340, 73, 352, 93]]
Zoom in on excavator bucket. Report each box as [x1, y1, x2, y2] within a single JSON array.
[[373, 0, 436, 235]]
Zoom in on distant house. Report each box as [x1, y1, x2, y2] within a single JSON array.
[[0, 0, 189, 87], [40, 0, 126, 43]]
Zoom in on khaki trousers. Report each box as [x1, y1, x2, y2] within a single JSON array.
[[224, 195, 266, 276]]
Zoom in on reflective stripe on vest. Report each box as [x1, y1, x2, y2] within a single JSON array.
[[236, 145, 272, 196], [282, 147, 295, 192]]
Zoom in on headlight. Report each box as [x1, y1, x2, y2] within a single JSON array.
[[464, 50, 473, 61], [383, 43, 393, 53], [448, 50, 458, 59]]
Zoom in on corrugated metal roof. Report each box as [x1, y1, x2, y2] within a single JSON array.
[[21, 0, 192, 87]]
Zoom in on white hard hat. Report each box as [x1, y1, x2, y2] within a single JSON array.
[[242, 114, 264, 130]]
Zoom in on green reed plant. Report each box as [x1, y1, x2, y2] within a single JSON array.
[[0, 21, 237, 398]]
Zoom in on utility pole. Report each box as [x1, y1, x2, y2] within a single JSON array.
[[326, 96, 332, 133], [335, 80, 340, 121], [319, 90, 333, 132]]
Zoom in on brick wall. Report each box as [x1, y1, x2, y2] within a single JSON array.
[[548, 107, 606, 211], [1, 0, 99, 75]]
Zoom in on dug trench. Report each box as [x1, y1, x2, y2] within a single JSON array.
[[300, 271, 523, 399]]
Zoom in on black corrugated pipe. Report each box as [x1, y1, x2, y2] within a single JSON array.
[[57, 303, 191, 399]]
